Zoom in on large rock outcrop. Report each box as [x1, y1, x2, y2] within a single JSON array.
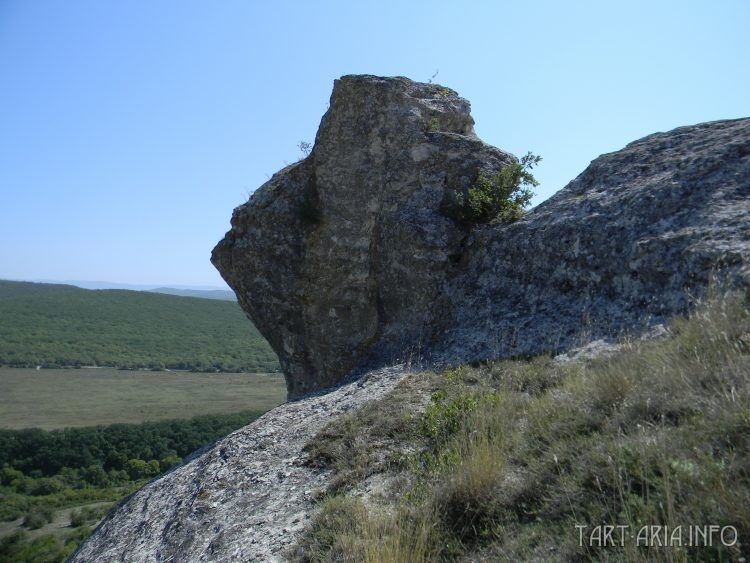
[[213, 75, 750, 398], [73, 77, 750, 561], [442, 116, 750, 364], [212, 75, 515, 397]]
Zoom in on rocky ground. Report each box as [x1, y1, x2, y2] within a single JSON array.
[[70, 366, 409, 562]]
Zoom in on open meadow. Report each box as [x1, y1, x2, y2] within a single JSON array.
[[0, 367, 286, 430]]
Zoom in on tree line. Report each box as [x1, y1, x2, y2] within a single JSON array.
[[0, 281, 279, 372], [0, 410, 263, 481]]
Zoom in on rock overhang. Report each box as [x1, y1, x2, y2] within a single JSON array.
[[212, 74, 516, 398]]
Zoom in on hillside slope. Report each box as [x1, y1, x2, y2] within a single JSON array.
[[70, 293, 750, 562], [0, 280, 278, 372], [147, 287, 236, 300], [73, 75, 750, 561]]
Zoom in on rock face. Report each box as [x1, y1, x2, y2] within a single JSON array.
[[213, 74, 750, 398], [69, 366, 409, 563], [74, 78, 750, 561], [211, 75, 516, 398], [442, 117, 750, 365]]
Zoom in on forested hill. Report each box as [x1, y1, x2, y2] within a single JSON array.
[[0, 280, 85, 299], [0, 280, 278, 372], [147, 287, 236, 300]]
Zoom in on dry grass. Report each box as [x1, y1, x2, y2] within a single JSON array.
[[303, 371, 441, 493], [295, 290, 750, 562], [293, 496, 439, 562]]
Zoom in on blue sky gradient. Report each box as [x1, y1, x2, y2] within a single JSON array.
[[1, 1, 748, 287]]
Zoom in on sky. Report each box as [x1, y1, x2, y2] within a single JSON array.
[[1, 1, 748, 288]]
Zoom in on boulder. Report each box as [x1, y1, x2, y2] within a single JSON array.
[[212, 75, 516, 397], [213, 74, 750, 398]]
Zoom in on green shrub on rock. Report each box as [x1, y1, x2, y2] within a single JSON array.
[[442, 152, 541, 225]]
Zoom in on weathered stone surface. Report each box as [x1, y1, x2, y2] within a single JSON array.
[[440, 117, 750, 365], [213, 74, 750, 397], [69, 365, 409, 563], [212, 75, 516, 398]]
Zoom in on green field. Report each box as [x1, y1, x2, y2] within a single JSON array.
[[0, 367, 286, 430], [0, 280, 279, 372], [0, 280, 288, 560]]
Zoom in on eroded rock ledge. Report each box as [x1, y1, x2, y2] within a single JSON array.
[[442, 116, 750, 366], [212, 75, 516, 398], [213, 74, 750, 398]]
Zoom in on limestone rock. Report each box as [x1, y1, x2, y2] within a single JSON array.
[[69, 366, 409, 563], [73, 76, 750, 561], [212, 75, 515, 397], [440, 117, 750, 365], [213, 74, 749, 397]]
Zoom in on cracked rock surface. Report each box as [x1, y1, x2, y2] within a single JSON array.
[[441, 117, 750, 365], [212, 75, 516, 398]]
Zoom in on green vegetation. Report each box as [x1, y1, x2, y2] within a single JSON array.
[[0, 280, 284, 560], [0, 367, 285, 430], [442, 152, 541, 224], [0, 410, 267, 562], [0, 527, 92, 563], [298, 140, 312, 157], [0, 280, 279, 372], [0, 409, 266, 479], [296, 291, 750, 561]]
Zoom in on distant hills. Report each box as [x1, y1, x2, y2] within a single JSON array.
[[0, 280, 84, 299], [148, 287, 236, 301], [0, 280, 277, 372], [13, 279, 237, 300]]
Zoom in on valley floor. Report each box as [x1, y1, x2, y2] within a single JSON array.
[[0, 368, 285, 429]]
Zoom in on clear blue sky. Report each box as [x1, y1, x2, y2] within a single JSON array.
[[1, 1, 748, 288]]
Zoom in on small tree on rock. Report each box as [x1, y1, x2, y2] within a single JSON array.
[[442, 152, 541, 224]]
